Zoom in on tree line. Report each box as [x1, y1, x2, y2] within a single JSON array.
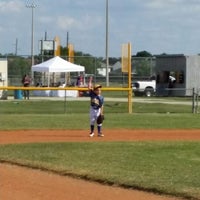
[[1, 48, 156, 82]]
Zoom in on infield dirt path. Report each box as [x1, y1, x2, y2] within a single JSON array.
[[1, 129, 200, 200]]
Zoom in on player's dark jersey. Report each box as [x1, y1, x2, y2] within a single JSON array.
[[89, 90, 104, 109]]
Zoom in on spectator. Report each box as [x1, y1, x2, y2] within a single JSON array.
[[22, 74, 31, 99]]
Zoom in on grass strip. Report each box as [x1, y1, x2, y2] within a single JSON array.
[[0, 100, 192, 114], [1, 113, 200, 130], [0, 141, 199, 199]]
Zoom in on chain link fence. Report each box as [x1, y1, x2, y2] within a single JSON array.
[[1, 55, 200, 114], [3, 55, 156, 87]]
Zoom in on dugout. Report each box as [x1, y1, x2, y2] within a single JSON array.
[[155, 54, 200, 96]]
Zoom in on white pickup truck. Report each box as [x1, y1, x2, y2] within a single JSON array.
[[132, 79, 156, 97]]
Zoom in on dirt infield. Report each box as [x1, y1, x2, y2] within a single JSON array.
[[1, 129, 200, 200], [1, 129, 200, 144]]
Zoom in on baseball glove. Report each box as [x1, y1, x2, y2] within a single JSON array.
[[97, 114, 104, 124]]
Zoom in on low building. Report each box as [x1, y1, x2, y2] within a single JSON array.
[[0, 58, 8, 99], [156, 54, 200, 96], [97, 62, 111, 76]]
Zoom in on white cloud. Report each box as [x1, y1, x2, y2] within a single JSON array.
[[2, 0, 200, 56], [0, 0, 23, 13], [39, 16, 54, 24], [144, 0, 200, 15], [56, 14, 103, 31], [145, 0, 185, 9], [57, 16, 80, 30]]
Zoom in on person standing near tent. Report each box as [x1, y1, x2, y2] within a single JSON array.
[[88, 78, 104, 137], [22, 74, 31, 99]]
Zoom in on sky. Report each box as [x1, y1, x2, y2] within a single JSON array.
[[1, 0, 200, 57]]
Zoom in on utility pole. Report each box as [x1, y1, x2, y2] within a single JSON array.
[[26, 1, 37, 71], [45, 31, 47, 40], [15, 38, 18, 56], [66, 31, 69, 58], [105, 0, 109, 86]]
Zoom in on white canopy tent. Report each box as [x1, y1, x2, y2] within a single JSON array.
[[32, 56, 85, 86], [32, 56, 85, 73]]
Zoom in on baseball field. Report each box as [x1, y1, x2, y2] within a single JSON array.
[[0, 99, 200, 200]]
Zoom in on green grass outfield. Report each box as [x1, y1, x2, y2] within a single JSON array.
[[0, 99, 200, 199], [0, 141, 200, 200], [1, 113, 200, 130], [0, 97, 194, 114]]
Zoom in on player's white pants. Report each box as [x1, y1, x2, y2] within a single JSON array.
[[90, 107, 101, 125]]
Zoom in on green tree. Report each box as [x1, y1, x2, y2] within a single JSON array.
[[60, 47, 99, 74], [133, 51, 155, 77], [73, 51, 102, 75], [136, 50, 152, 57], [8, 56, 31, 85]]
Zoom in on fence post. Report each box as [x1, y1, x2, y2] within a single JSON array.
[[192, 88, 195, 114], [64, 89, 67, 113], [196, 89, 199, 114]]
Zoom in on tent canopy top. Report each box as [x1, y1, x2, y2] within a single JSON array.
[[32, 56, 85, 73]]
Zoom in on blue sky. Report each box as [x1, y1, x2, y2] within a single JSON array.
[[1, 0, 200, 57]]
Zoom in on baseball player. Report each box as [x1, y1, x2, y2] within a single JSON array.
[[88, 83, 104, 137]]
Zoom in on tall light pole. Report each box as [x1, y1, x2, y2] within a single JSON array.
[[105, 0, 109, 86], [26, 2, 36, 74]]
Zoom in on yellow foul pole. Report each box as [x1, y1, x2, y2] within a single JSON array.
[[128, 43, 132, 114], [122, 42, 132, 114]]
